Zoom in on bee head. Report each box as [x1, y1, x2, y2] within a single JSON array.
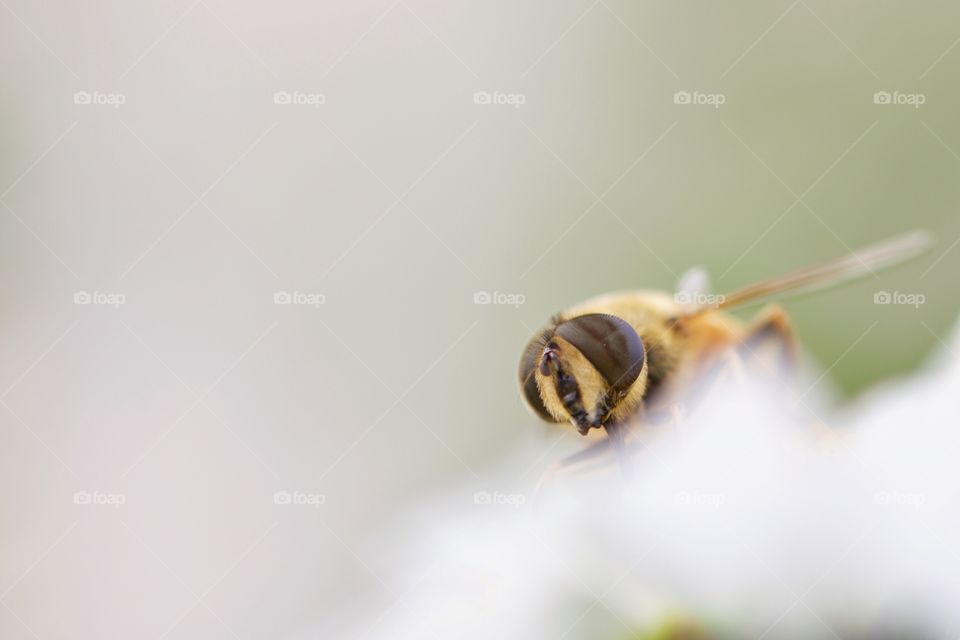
[[518, 313, 647, 435]]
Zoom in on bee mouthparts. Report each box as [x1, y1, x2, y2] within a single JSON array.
[[539, 347, 559, 375]]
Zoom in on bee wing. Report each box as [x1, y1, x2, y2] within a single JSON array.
[[675, 266, 712, 298], [687, 230, 933, 314]]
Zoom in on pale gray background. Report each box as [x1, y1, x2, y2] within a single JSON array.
[[1, 1, 958, 638]]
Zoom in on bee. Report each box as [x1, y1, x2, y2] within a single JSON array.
[[519, 231, 931, 475]]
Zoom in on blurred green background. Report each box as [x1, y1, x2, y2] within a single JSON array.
[[491, 0, 960, 396]]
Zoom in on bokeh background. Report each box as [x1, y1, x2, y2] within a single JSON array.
[[1, 1, 959, 638]]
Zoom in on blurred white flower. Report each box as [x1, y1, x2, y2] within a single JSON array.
[[347, 322, 960, 640]]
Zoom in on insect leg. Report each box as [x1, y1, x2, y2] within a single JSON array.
[[533, 422, 651, 502], [741, 304, 798, 379], [604, 421, 631, 480], [669, 347, 747, 419], [533, 437, 613, 501]]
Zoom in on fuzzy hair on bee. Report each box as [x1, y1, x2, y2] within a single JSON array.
[[520, 311, 649, 435], [519, 290, 740, 436], [519, 231, 932, 448]]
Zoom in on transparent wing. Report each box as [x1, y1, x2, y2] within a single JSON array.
[[676, 266, 711, 296], [674, 266, 712, 309], [685, 230, 933, 314]]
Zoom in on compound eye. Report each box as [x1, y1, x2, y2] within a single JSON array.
[[554, 313, 645, 398], [518, 329, 558, 421]]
